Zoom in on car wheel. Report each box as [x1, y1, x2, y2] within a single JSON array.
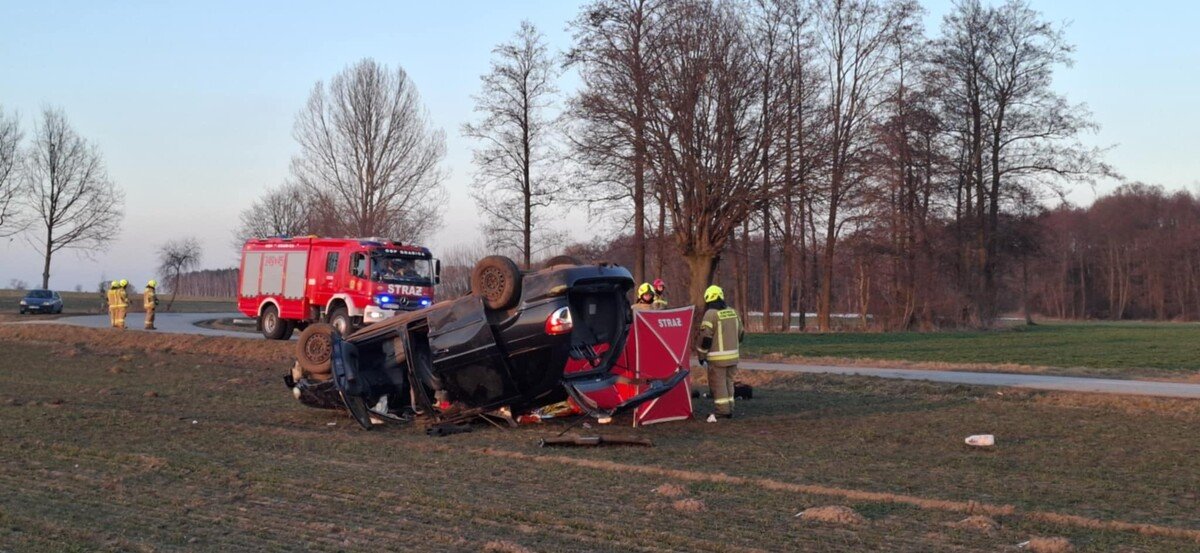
[[295, 323, 335, 379], [542, 255, 583, 269], [328, 306, 352, 337], [471, 255, 522, 310], [19, 308, 26, 315], [260, 305, 291, 340]]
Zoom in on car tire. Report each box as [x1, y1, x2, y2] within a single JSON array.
[[19, 308, 26, 315], [471, 255, 522, 310], [260, 304, 292, 340], [295, 323, 335, 379], [328, 306, 353, 337], [542, 255, 583, 269]]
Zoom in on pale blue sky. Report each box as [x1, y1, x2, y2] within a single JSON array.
[[1, 1, 1196, 290]]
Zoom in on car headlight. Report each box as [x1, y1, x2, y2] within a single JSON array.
[[19, 300, 26, 306]]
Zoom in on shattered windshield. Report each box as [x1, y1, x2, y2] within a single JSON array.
[[372, 254, 433, 284]]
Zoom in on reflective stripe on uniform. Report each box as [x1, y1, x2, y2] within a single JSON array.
[[715, 398, 734, 405], [708, 350, 738, 361]]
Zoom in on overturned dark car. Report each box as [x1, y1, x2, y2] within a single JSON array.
[[285, 255, 689, 430]]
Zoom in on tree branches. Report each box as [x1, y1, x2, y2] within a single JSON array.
[[291, 59, 447, 242]]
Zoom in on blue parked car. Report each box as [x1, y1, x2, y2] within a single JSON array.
[[18, 290, 63, 314]]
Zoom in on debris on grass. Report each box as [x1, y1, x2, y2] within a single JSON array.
[[671, 498, 706, 512], [949, 515, 1000, 534], [653, 483, 686, 498], [482, 540, 535, 553], [796, 505, 866, 525], [965, 434, 995, 447], [1019, 536, 1073, 552], [143, 391, 158, 398], [108, 366, 123, 374]]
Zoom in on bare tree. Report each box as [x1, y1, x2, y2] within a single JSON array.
[[157, 237, 202, 311], [775, 0, 824, 331], [291, 58, 447, 242], [463, 21, 564, 268], [22, 108, 124, 289], [434, 241, 493, 299], [813, 0, 918, 331], [233, 182, 330, 248], [933, 0, 1108, 325], [567, 0, 664, 283], [643, 0, 769, 309], [0, 107, 24, 238]]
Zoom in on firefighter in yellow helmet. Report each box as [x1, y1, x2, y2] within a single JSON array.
[[633, 283, 657, 311], [143, 280, 159, 330], [696, 285, 743, 419], [111, 279, 130, 329], [106, 281, 120, 327]]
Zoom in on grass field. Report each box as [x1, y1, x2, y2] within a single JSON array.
[[1, 325, 1198, 551], [0, 289, 235, 316], [745, 322, 1200, 377]]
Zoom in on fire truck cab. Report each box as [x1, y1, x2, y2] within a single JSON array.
[[238, 237, 440, 340]]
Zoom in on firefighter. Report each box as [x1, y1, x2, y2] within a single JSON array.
[[633, 283, 657, 311], [652, 278, 668, 309], [696, 285, 743, 419], [112, 279, 130, 330], [106, 281, 119, 327], [143, 280, 159, 330]]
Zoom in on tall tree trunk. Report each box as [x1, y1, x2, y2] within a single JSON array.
[[1022, 257, 1034, 325], [818, 172, 839, 332], [41, 233, 53, 290], [734, 217, 744, 314], [818, 214, 836, 332], [522, 107, 532, 269], [633, 115, 646, 283], [656, 197, 666, 277], [760, 207, 771, 332], [684, 253, 718, 315]]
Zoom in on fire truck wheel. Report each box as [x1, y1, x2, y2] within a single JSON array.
[[542, 255, 583, 269], [296, 323, 334, 377], [471, 255, 522, 310], [328, 306, 353, 336], [260, 304, 292, 340]]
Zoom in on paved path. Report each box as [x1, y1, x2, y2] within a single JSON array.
[[14, 312, 261, 339], [741, 360, 1200, 399], [12, 315, 1200, 398]]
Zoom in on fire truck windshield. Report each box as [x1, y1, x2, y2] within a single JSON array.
[[371, 254, 433, 284]]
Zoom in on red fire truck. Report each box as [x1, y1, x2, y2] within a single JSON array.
[[237, 237, 440, 340]]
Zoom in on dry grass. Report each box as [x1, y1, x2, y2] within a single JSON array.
[[482, 540, 535, 553], [1, 327, 1199, 551], [797, 506, 867, 525], [653, 483, 686, 498], [1025, 536, 1074, 552], [950, 516, 1001, 534]]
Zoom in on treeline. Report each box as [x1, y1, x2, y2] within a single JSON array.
[[558, 0, 1106, 329], [238, 0, 1115, 330], [1030, 184, 1200, 321], [169, 268, 237, 298]]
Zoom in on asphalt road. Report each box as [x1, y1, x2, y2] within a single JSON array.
[[10, 314, 1200, 398], [740, 360, 1200, 399], [14, 312, 259, 339]]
